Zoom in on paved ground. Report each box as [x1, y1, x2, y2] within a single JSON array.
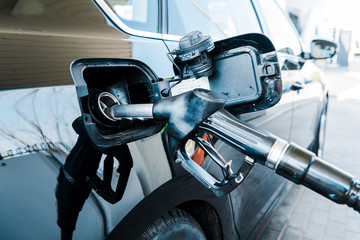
[[260, 67, 360, 240]]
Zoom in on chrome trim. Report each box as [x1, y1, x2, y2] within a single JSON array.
[[161, 33, 181, 41], [266, 138, 289, 169], [347, 180, 360, 211], [97, 92, 120, 122], [93, 0, 181, 41], [110, 104, 154, 120]]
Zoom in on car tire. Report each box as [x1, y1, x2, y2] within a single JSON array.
[[138, 208, 207, 240]]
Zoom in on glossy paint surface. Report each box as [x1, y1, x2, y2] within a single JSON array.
[[0, 0, 170, 238]]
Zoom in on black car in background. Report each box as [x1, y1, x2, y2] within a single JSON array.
[[0, 0, 328, 239]]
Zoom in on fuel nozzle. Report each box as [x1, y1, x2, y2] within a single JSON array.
[[180, 109, 360, 213]]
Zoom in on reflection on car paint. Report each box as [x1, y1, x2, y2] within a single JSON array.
[[0, 86, 79, 161], [0, 142, 48, 159]]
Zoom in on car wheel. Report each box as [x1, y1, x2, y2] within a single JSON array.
[[138, 208, 207, 240]]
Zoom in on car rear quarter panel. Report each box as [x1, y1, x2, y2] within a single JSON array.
[[0, 0, 174, 238]]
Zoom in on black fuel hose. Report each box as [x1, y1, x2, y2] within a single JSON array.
[[56, 118, 102, 240]]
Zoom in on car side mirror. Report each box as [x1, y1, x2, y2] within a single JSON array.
[[303, 39, 337, 60]]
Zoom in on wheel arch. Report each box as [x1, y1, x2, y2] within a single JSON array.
[[105, 174, 237, 240]]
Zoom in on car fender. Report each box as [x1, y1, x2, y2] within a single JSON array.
[[106, 174, 238, 240]]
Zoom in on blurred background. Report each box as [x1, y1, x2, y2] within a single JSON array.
[[262, 1, 360, 239], [277, 0, 360, 69]]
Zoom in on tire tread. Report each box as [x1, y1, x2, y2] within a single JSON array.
[[138, 208, 204, 240]]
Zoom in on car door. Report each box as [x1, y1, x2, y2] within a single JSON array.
[[255, 0, 325, 150], [291, 61, 326, 150]]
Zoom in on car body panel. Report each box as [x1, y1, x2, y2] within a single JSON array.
[[0, 152, 104, 239], [290, 61, 327, 148], [233, 82, 294, 238]]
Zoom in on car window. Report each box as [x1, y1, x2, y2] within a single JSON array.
[[104, 0, 158, 33], [257, 0, 302, 56], [167, 0, 262, 40]]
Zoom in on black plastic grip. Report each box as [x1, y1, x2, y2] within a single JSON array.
[[153, 89, 225, 155], [87, 144, 133, 204]]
